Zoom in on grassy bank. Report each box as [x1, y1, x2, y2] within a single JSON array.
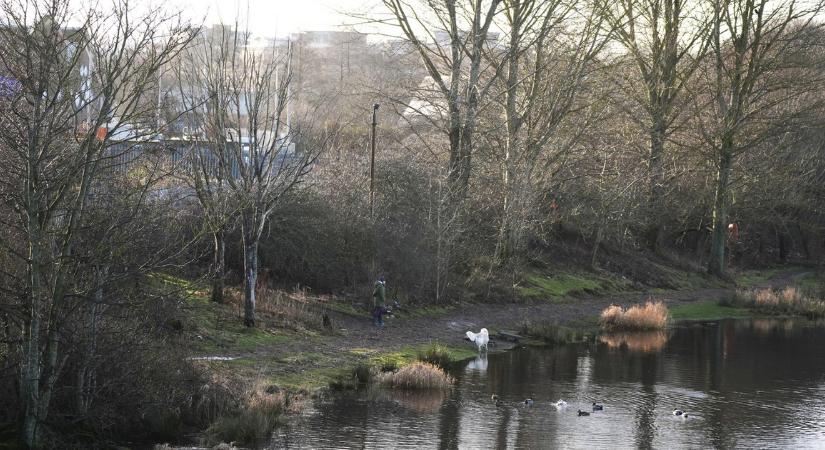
[[670, 301, 751, 320]]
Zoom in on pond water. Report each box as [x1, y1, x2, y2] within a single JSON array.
[[273, 319, 825, 449]]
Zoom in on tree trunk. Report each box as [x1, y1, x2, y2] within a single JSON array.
[[778, 229, 787, 262], [708, 146, 733, 276], [592, 221, 605, 269], [647, 117, 666, 253], [23, 246, 42, 448], [22, 179, 43, 448], [498, 15, 522, 263], [77, 277, 101, 416], [242, 213, 258, 327], [211, 228, 226, 304]]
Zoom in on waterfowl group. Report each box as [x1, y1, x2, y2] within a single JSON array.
[[486, 394, 694, 421]]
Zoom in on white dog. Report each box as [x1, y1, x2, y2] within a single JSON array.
[[466, 328, 489, 352]]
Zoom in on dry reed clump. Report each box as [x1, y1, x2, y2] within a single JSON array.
[[735, 287, 825, 318], [378, 362, 455, 390], [600, 301, 669, 331]]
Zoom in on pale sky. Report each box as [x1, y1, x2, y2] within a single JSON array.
[[174, 0, 386, 37]]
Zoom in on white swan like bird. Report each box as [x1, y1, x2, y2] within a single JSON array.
[[466, 328, 489, 352]]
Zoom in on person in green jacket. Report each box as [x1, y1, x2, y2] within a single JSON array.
[[372, 275, 387, 327]]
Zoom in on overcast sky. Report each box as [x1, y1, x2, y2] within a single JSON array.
[[175, 0, 386, 37]]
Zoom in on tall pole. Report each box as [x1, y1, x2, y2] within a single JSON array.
[[370, 103, 379, 218]]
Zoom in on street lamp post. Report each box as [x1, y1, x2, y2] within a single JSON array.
[[370, 103, 379, 218]]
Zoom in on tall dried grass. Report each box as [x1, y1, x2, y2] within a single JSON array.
[[378, 362, 455, 390], [204, 379, 290, 447], [734, 287, 825, 318], [225, 286, 322, 330], [600, 301, 669, 331]]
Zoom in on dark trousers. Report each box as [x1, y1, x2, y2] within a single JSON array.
[[372, 306, 387, 327]]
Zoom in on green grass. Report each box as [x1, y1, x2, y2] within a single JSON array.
[[670, 300, 750, 320], [370, 343, 477, 372], [518, 274, 603, 301], [196, 324, 292, 354]]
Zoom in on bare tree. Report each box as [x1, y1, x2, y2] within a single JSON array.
[[177, 24, 333, 327], [700, 0, 825, 275], [0, 0, 194, 446], [600, 0, 712, 251], [383, 0, 503, 201], [494, 0, 610, 259]]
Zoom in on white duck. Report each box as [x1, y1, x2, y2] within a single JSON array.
[[466, 328, 489, 352]]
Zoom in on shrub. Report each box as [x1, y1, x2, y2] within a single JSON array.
[[205, 384, 287, 447], [600, 301, 669, 331], [378, 362, 454, 390], [417, 342, 453, 368], [372, 355, 399, 373], [352, 363, 372, 385]]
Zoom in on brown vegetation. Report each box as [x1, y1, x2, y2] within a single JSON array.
[[600, 302, 670, 331], [378, 362, 455, 390], [733, 287, 825, 318], [203, 379, 295, 447]]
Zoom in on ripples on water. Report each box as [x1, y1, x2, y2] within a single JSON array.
[[275, 319, 825, 449]]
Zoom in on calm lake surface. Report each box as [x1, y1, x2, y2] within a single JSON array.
[[274, 319, 825, 449]]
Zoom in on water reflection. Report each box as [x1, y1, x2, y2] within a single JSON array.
[[464, 354, 488, 373], [384, 389, 449, 413], [599, 331, 669, 353], [750, 317, 796, 334], [277, 319, 825, 449]]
